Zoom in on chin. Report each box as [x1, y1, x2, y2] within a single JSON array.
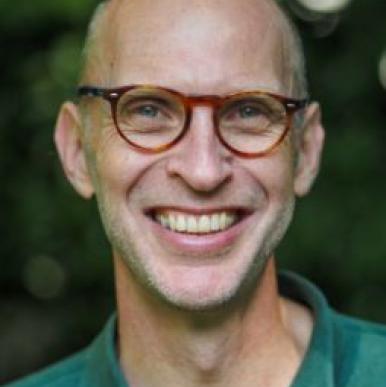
[[113, 194, 295, 313], [153, 260, 271, 313], [124, 248, 269, 313], [150, 281, 245, 313], [157, 279, 241, 312]]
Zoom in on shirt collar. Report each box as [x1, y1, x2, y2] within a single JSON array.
[[279, 272, 335, 387], [81, 315, 128, 387]]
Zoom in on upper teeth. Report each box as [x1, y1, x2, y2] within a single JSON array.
[[155, 212, 237, 234]]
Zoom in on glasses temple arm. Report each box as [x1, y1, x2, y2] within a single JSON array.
[[77, 86, 106, 97], [285, 97, 310, 112]]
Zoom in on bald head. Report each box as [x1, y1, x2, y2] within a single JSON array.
[[55, 0, 324, 316], [80, 0, 307, 98]]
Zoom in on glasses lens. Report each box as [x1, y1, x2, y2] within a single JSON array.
[[218, 93, 287, 154], [116, 87, 185, 149]]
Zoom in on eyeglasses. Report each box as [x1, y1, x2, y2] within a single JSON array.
[[77, 84, 308, 158]]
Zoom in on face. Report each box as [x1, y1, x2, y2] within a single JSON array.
[[57, 0, 323, 311]]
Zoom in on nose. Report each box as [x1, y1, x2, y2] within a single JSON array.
[[165, 107, 233, 192]]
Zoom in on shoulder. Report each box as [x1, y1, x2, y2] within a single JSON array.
[[333, 311, 386, 353], [4, 315, 121, 387], [279, 272, 386, 385], [332, 312, 386, 384], [4, 350, 87, 387]]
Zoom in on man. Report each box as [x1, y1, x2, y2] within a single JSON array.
[[7, 0, 386, 386]]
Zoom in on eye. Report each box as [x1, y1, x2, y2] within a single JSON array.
[[135, 104, 160, 118], [221, 101, 266, 123], [238, 105, 262, 118]]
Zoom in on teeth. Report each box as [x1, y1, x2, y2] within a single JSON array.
[[155, 211, 238, 234], [169, 214, 176, 230], [219, 212, 227, 229], [198, 215, 211, 233], [176, 214, 186, 232], [159, 214, 169, 228], [187, 216, 198, 233], [211, 214, 220, 231]]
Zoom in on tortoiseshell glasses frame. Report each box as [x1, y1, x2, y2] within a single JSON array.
[[77, 84, 308, 158]]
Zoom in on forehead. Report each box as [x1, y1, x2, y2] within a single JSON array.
[[100, 0, 287, 94]]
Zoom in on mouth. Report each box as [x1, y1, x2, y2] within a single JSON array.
[[146, 208, 247, 235], [144, 207, 254, 255]]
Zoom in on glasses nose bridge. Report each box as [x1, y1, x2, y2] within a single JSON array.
[[184, 95, 222, 132], [183, 95, 223, 142], [185, 94, 222, 111]]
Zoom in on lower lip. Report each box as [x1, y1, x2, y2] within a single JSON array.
[[146, 213, 253, 255]]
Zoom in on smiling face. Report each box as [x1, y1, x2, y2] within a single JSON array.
[[56, 0, 324, 311]]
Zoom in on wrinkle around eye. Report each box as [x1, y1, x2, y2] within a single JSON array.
[[91, 117, 121, 152]]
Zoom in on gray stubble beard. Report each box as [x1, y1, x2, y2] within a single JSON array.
[[98, 191, 296, 313]]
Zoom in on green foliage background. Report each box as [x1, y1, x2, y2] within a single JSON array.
[[1, 0, 385, 383]]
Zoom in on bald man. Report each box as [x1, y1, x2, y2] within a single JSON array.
[[7, 0, 386, 386]]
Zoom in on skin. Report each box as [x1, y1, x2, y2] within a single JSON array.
[[54, 0, 325, 386]]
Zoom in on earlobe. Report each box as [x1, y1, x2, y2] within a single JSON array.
[[294, 102, 325, 197], [54, 102, 95, 199]]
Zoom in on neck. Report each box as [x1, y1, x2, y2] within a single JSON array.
[[114, 258, 311, 387]]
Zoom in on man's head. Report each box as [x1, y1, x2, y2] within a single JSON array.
[[54, 0, 324, 311], [80, 0, 308, 99]]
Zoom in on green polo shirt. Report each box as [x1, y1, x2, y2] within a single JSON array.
[[5, 272, 386, 386]]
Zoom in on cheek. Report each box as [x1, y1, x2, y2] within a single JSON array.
[[247, 146, 296, 203], [89, 145, 155, 241], [90, 132, 152, 198]]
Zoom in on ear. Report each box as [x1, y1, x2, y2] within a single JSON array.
[[294, 102, 325, 197], [54, 102, 95, 199]]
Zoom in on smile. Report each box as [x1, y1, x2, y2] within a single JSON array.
[[150, 210, 242, 235], [145, 207, 254, 254]]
